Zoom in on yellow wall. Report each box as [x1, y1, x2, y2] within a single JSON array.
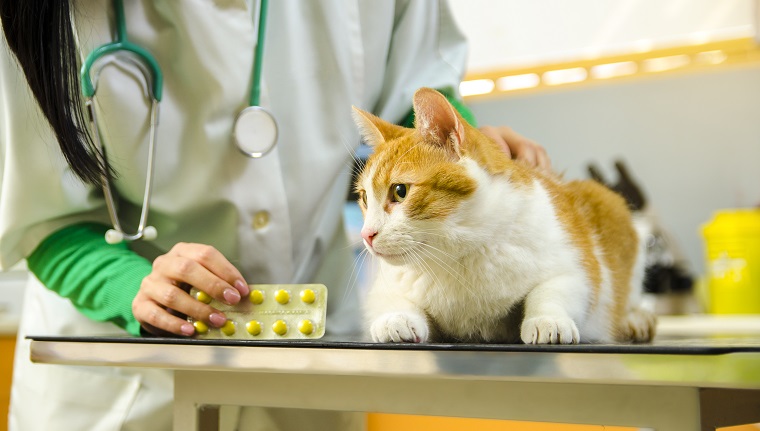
[[0, 336, 14, 431], [367, 414, 760, 431], [368, 414, 634, 431]]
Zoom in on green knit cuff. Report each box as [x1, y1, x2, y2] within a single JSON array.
[[399, 87, 477, 128], [27, 222, 152, 336]]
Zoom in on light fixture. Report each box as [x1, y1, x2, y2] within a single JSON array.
[[542, 67, 588, 86], [459, 79, 495, 97], [643, 54, 690, 73], [590, 61, 638, 79], [496, 73, 540, 91]]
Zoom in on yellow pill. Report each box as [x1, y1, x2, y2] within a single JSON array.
[[193, 320, 209, 334], [272, 320, 288, 336], [196, 291, 212, 304], [249, 290, 264, 305], [275, 289, 290, 305], [246, 320, 262, 336], [298, 319, 314, 335], [221, 320, 236, 336], [300, 289, 316, 304]]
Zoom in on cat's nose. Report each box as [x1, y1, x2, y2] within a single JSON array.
[[361, 227, 377, 248]]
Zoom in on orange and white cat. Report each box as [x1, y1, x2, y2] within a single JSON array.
[[353, 88, 656, 344]]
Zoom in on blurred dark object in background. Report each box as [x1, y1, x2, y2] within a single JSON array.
[[588, 160, 698, 314], [588, 160, 646, 212]]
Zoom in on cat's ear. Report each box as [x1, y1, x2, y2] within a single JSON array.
[[413, 88, 465, 157], [352, 107, 406, 147]]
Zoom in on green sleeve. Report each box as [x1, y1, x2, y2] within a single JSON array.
[[26, 222, 153, 336], [398, 87, 478, 128]]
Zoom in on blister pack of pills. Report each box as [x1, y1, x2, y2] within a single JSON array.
[[188, 284, 327, 340]]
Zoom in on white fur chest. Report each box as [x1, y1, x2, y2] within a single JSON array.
[[408, 164, 580, 341]]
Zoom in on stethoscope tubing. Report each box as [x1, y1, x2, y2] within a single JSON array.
[[249, 0, 269, 107], [83, 0, 273, 243], [87, 98, 159, 244]]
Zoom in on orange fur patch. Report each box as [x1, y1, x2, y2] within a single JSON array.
[[544, 177, 640, 340], [358, 131, 476, 220]]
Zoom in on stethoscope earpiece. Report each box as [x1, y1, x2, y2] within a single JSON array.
[[105, 229, 124, 245], [142, 226, 158, 241], [105, 226, 158, 244]]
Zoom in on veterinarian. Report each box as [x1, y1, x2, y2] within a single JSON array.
[[0, 1, 548, 429]]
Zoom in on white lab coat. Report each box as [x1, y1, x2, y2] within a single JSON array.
[[0, 0, 469, 429]]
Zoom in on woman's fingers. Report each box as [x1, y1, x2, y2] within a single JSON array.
[[133, 242, 249, 337], [152, 252, 242, 305], [168, 242, 249, 297], [479, 125, 512, 158], [479, 125, 552, 171], [532, 144, 552, 171], [134, 274, 229, 337], [132, 294, 196, 337]]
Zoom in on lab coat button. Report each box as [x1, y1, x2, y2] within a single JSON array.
[[252, 211, 270, 230]]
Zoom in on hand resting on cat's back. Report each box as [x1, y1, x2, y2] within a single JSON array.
[[352, 88, 656, 345]]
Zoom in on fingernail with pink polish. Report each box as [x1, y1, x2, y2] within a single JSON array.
[[181, 323, 195, 336], [235, 280, 249, 296], [209, 313, 227, 327], [223, 288, 241, 304]]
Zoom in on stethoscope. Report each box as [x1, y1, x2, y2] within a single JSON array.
[[81, 0, 277, 244]]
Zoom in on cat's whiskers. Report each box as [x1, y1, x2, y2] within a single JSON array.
[[406, 247, 463, 321], [374, 247, 394, 301], [342, 247, 371, 305], [406, 240, 477, 296], [337, 131, 367, 180], [343, 238, 365, 252], [408, 239, 470, 273], [416, 245, 492, 314], [406, 247, 448, 299], [407, 228, 457, 241], [416, 243, 490, 314]]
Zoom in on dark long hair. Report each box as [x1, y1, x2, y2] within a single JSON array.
[[0, 0, 107, 184]]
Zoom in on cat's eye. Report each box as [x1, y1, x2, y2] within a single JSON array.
[[358, 190, 367, 207], [391, 184, 409, 203]]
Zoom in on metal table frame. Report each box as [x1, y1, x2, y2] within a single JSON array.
[[29, 337, 760, 431]]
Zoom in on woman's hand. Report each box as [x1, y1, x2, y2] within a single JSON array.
[[479, 125, 551, 171], [133, 242, 250, 337]]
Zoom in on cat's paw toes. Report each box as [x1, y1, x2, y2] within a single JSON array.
[[370, 312, 429, 343], [521, 316, 580, 344], [624, 308, 657, 343]]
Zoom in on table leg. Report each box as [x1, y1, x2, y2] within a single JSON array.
[[197, 405, 220, 431], [173, 371, 717, 431], [699, 388, 760, 430], [174, 379, 200, 431]]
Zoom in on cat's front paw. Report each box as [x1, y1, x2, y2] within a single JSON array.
[[521, 316, 580, 344], [370, 312, 429, 343]]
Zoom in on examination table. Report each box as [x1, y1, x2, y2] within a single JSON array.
[[28, 316, 760, 431]]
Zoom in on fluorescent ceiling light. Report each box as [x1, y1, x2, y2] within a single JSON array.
[[542, 67, 588, 85], [496, 73, 540, 91], [591, 61, 638, 79], [695, 50, 727, 65], [643, 54, 690, 72], [459, 79, 495, 96]]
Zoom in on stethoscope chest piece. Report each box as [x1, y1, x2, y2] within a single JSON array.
[[233, 106, 278, 158]]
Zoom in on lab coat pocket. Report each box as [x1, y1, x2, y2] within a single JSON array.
[[11, 362, 141, 431]]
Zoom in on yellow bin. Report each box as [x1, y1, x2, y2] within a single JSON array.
[[701, 209, 760, 314]]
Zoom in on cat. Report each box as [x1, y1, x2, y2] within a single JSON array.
[[352, 87, 656, 344]]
